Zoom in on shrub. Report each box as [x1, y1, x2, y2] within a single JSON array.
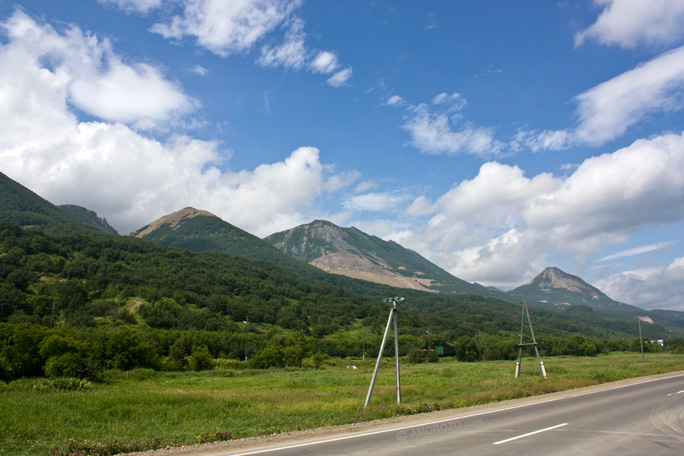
[[188, 345, 214, 371]]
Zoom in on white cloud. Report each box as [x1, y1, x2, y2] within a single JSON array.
[[69, 60, 197, 128], [404, 104, 502, 157], [326, 67, 353, 88], [0, 10, 352, 237], [150, 0, 301, 57], [149, 0, 351, 87], [575, 0, 684, 49], [353, 180, 379, 193], [310, 50, 339, 74], [385, 95, 405, 107], [1, 10, 196, 129], [524, 133, 684, 241], [519, 44, 684, 150], [598, 242, 675, 262], [343, 192, 410, 212], [191, 64, 209, 75], [258, 16, 307, 69], [388, 92, 503, 157], [98, 0, 163, 14], [398, 132, 684, 290], [573, 45, 684, 145], [431, 92, 467, 111], [594, 257, 684, 310]]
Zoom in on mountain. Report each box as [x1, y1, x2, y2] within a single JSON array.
[[507, 266, 684, 333], [0, 171, 111, 236], [264, 220, 505, 297], [508, 267, 637, 311], [131, 207, 273, 255], [58, 204, 118, 235], [129, 207, 326, 275]]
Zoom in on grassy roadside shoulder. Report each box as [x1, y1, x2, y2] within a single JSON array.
[[1, 352, 683, 456]]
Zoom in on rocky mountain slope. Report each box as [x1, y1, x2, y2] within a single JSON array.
[[265, 220, 505, 297]]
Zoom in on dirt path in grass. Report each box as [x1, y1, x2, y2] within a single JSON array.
[[129, 371, 683, 456]]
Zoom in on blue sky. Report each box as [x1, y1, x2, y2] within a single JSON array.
[[1, 0, 683, 310]]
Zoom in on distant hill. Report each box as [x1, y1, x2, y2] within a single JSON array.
[[507, 266, 684, 334], [131, 207, 277, 256], [265, 219, 506, 297], [0, 171, 111, 236], [507, 267, 636, 311]]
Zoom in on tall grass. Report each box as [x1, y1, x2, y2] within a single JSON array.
[[1, 352, 682, 456]]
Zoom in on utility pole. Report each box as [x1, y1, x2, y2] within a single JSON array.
[[515, 301, 546, 378], [637, 316, 654, 362], [362, 327, 366, 361], [365, 297, 403, 407], [243, 317, 249, 362]]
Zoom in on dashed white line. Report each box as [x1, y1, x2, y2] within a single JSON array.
[[493, 423, 569, 445]]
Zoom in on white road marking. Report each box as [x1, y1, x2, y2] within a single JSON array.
[[493, 423, 569, 445]]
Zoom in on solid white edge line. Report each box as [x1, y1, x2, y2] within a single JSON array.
[[225, 373, 684, 455], [492, 422, 568, 445]]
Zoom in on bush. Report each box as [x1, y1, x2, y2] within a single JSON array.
[[454, 336, 481, 362], [406, 349, 439, 363], [0, 356, 12, 382], [188, 345, 214, 371]]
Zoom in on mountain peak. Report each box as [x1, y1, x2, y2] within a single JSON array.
[[510, 266, 633, 311], [131, 207, 217, 237], [532, 267, 590, 294]]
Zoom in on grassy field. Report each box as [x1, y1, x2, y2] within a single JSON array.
[[1, 352, 683, 456]]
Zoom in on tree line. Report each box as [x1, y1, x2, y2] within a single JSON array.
[[1, 222, 680, 383]]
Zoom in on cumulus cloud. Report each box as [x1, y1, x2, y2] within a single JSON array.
[[575, 0, 684, 49], [398, 132, 684, 290], [1, 10, 196, 129], [0, 10, 351, 237], [594, 257, 684, 310], [390, 92, 503, 157]]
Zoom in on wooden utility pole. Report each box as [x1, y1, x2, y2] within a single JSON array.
[[515, 301, 546, 378], [365, 297, 403, 407]]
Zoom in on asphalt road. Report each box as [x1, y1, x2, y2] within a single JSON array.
[[212, 373, 684, 456]]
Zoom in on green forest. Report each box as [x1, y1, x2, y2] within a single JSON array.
[[2, 222, 683, 383]]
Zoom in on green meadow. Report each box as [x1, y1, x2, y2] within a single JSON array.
[[2, 352, 683, 456]]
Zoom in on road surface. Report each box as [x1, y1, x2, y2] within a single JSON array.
[[203, 372, 684, 456]]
